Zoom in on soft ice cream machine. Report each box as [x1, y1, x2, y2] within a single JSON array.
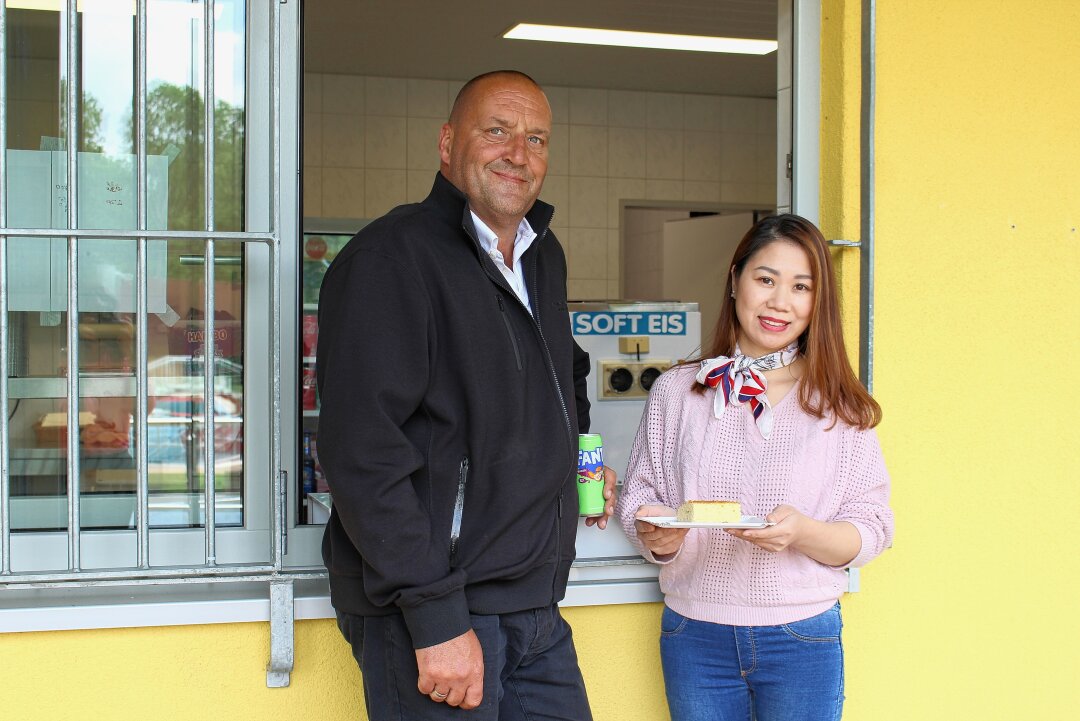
[[566, 301, 701, 585]]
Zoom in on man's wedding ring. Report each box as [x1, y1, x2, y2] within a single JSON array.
[[431, 689, 448, 699]]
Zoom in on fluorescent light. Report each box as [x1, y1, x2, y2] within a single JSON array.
[[5, 0, 134, 13], [503, 23, 777, 55]]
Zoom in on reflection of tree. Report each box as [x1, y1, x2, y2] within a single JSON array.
[[58, 81, 106, 152], [132, 82, 245, 287], [80, 93, 106, 153], [138, 82, 245, 236]]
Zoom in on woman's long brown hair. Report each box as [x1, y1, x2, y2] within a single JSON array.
[[689, 214, 881, 430]]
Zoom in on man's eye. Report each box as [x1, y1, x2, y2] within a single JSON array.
[[528, 135, 544, 145], [489, 127, 506, 136]]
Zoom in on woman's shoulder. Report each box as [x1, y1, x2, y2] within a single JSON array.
[[651, 363, 702, 397], [788, 394, 880, 441]]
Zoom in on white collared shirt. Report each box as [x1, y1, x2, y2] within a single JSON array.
[[470, 211, 537, 314]]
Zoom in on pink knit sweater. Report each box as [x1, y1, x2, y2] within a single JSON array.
[[615, 365, 894, 626]]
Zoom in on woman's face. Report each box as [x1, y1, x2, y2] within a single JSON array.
[[732, 240, 814, 358]]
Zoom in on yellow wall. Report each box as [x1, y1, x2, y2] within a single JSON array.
[[819, 1, 1080, 719], [5, 2, 1079, 719], [0, 606, 668, 719]]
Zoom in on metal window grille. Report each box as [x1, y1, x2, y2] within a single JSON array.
[[0, 0, 318, 687]]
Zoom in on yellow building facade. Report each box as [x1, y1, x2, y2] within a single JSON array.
[[4, 1, 1079, 718]]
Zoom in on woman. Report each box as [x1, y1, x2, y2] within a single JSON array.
[[615, 214, 894, 721]]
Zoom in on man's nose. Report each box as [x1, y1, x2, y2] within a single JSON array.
[[504, 133, 529, 164]]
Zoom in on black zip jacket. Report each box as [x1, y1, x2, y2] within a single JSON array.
[[316, 172, 591, 649]]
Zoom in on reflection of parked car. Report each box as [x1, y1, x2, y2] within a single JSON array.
[[151, 395, 244, 451], [144, 355, 244, 473], [148, 393, 244, 462]]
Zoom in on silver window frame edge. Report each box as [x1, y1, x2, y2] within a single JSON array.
[[0, 574, 669, 634], [790, 0, 820, 222]]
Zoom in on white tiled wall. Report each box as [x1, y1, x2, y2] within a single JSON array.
[[304, 73, 776, 300], [622, 208, 693, 301]]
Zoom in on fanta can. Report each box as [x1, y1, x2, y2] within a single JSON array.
[[577, 434, 606, 517]]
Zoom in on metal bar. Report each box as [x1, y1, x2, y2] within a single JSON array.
[[270, 0, 284, 571], [266, 4, 290, 686], [135, 0, 150, 569], [203, 0, 218, 566], [179, 254, 242, 265], [0, 0, 11, 576], [569, 558, 649, 568], [8, 376, 248, 400], [0, 228, 273, 242], [860, 0, 876, 392], [266, 579, 295, 687], [64, 0, 82, 571], [0, 568, 328, 591]]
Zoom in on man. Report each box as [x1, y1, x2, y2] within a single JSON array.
[[316, 70, 615, 719]]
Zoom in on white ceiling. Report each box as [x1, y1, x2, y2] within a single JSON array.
[[304, 0, 779, 98]]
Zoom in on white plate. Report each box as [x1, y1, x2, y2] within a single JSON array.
[[638, 515, 774, 530]]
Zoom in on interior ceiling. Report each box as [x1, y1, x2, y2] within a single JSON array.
[[304, 0, 778, 98]]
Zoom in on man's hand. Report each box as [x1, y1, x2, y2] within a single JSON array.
[[634, 504, 689, 557], [415, 629, 484, 709], [584, 465, 618, 529]]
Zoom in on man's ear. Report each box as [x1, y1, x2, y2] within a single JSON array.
[[438, 124, 453, 167]]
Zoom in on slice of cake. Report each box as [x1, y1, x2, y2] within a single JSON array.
[[676, 500, 741, 523]]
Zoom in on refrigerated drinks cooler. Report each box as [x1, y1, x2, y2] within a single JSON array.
[[299, 219, 364, 522], [568, 301, 701, 563]]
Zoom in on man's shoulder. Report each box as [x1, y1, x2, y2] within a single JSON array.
[[336, 201, 452, 260], [362, 201, 437, 243]]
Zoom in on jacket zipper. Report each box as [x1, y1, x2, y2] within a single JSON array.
[[553, 493, 563, 601], [449, 456, 469, 560], [527, 231, 573, 440], [496, 295, 524, 371]]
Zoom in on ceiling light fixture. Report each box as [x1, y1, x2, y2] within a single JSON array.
[[503, 23, 776, 55]]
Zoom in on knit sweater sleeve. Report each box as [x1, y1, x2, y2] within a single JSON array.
[[831, 426, 895, 569], [615, 367, 692, 564]]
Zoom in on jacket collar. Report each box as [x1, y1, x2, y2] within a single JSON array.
[[425, 171, 555, 243]]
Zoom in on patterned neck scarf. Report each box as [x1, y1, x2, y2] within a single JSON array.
[[695, 342, 800, 439]]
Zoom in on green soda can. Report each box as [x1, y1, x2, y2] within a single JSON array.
[[577, 434, 606, 517]]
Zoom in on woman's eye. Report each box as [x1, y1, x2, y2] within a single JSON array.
[[759, 277, 774, 286], [795, 283, 811, 292]]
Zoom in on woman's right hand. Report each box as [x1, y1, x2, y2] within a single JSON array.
[[634, 505, 690, 557]]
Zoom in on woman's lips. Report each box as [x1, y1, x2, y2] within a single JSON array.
[[758, 316, 790, 332]]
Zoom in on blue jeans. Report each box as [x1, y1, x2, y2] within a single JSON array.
[[336, 604, 592, 720], [659, 603, 845, 721]]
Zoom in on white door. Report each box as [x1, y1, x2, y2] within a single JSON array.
[[661, 213, 755, 351]]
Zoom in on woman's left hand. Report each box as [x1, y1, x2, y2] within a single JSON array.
[[726, 504, 805, 552]]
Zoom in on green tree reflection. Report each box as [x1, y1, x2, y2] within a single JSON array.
[[140, 81, 245, 235]]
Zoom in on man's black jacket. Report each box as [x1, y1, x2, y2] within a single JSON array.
[[316, 172, 591, 649]]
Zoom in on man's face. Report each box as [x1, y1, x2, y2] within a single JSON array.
[[440, 78, 551, 229]]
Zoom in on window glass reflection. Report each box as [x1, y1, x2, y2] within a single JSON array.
[[3, 1, 247, 533]]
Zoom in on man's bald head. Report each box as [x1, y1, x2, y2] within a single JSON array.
[[449, 71, 546, 126]]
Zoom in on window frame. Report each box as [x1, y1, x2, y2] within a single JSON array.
[[1, 0, 830, 633]]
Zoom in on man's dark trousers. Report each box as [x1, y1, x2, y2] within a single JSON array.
[[336, 603, 593, 720]]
